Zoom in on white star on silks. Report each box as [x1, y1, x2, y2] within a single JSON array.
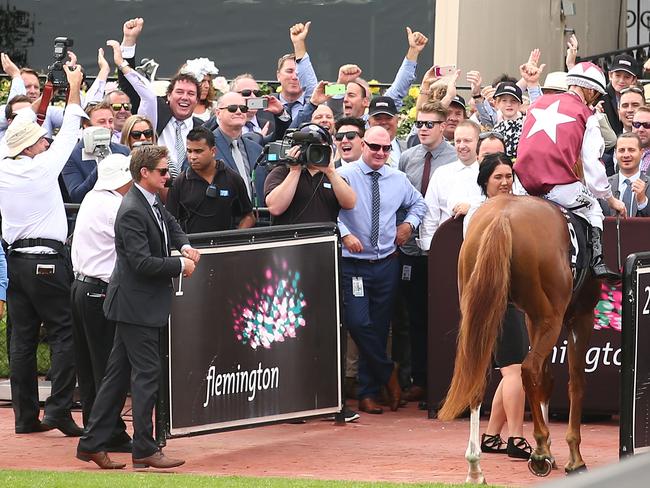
[[526, 100, 576, 144]]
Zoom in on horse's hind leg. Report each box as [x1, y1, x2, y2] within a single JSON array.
[[465, 404, 485, 484], [563, 307, 594, 473], [521, 313, 564, 476]]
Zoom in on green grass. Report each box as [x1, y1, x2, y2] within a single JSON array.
[[0, 470, 508, 487]]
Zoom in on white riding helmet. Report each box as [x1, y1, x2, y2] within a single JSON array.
[[565, 62, 607, 95]]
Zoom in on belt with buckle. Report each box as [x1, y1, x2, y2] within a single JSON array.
[[75, 273, 108, 287]]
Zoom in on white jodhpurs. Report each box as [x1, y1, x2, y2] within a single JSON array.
[[543, 181, 604, 230]]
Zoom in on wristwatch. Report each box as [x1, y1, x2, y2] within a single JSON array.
[[472, 94, 483, 99], [118, 60, 130, 71]]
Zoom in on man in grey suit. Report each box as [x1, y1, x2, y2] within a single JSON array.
[[76, 145, 200, 470], [213, 92, 267, 208], [601, 132, 650, 217]]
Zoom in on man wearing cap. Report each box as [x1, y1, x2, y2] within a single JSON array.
[[515, 62, 626, 281], [367, 96, 404, 166], [0, 64, 85, 437], [443, 95, 467, 142], [602, 54, 639, 135], [70, 154, 133, 452]]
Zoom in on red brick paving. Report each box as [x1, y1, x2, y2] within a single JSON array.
[[0, 401, 619, 486]]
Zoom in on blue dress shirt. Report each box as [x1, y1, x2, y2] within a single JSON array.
[[337, 160, 427, 260]]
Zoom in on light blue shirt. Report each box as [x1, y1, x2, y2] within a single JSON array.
[[337, 159, 427, 260]]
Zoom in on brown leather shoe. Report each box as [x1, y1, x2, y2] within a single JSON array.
[[76, 450, 126, 469], [386, 365, 402, 411], [358, 397, 383, 414], [403, 385, 426, 402], [133, 450, 185, 469]]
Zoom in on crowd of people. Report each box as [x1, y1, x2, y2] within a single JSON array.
[[0, 16, 647, 469]]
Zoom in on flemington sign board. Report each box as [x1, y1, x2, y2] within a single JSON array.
[[166, 224, 342, 437]]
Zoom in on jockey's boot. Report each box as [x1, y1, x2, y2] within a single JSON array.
[[590, 227, 621, 283]]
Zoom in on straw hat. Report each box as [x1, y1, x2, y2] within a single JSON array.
[[4, 115, 47, 157], [541, 71, 568, 92]]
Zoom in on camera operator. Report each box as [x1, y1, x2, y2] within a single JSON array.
[[0, 63, 86, 437], [264, 124, 356, 225]]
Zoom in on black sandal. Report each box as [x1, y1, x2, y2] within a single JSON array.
[[507, 436, 532, 459], [480, 433, 508, 454]]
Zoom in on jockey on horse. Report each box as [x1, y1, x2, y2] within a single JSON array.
[[515, 61, 627, 280]]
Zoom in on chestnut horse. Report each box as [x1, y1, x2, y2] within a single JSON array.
[[437, 195, 601, 483]]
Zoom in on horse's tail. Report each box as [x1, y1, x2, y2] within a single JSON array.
[[438, 212, 512, 421]]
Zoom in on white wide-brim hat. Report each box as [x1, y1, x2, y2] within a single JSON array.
[[94, 154, 132, 191], [4, 114, 47, 157]]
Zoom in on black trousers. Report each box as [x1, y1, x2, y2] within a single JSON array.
[[79, 322, 161, 459], [70, 279, 129, 441], [7, 252, 76, 428], [398, 253, 429, 388]]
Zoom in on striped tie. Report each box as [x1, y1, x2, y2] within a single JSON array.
[[370, 171, 380, 248], [172, 119, 185, 177]]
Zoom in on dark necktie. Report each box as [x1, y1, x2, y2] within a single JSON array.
[[623, 178, 633, 217], [420, 151, 433, 196], [153, 202, 169, 255], [370, 171, 381, 248]]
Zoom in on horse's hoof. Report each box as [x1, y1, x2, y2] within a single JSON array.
[[565, 464, 588, 475], [465, 475, 486, 484], [550, 457, 558, 470], [528, 457, 553, 477]]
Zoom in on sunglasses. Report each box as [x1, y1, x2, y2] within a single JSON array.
[[238, 89, 264, 97], [130, 129, 154, 138], [414, 120, 444, 129], [363, 141, 392, 152], [111, 102, 132, 111], [220, 104, 249, 113], [632, 121, 650, 129], [151, 167, 170, 176], [479, 131, 505, 141], [334, 131, 360, 141]]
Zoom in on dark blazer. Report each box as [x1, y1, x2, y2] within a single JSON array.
[[104, 185, 190, 327], [62, 141, 130, 203], [601, 84, 623, 136], [600, 172, 650, 217], [213, 128, 267, 207]]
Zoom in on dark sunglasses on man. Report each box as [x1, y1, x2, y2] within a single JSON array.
[[238, 89, 265, 97], [151, 167, 170, 176], [363, 141, 392, 152], [414, 120, 444, 129], [221, 104, 249, 113], [334, 131, 360, 141]]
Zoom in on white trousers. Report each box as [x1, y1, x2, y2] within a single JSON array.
[[543, 181, 604, 230]]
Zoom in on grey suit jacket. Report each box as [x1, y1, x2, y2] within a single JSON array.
[[104, 185, 190, 327], [600, 173, 650, 217]]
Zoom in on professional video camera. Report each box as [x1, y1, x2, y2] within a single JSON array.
[[82, 127, 112, 162], [265, 123, 332, 167], [47, 37, 74, 88]]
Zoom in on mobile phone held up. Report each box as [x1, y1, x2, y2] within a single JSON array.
[[433, 65, 456, 77], [324, 83, 346, 96], [246, 97, 268, 110]]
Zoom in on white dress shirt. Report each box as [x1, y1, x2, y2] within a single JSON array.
[[0, 104, 86, 253], [417, 159, 479, 251], [157, 117, 194, 171], [72, 189, 124, 281], [618, 170, 648, 211]]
